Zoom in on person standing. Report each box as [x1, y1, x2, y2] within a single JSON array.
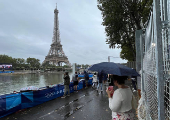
[[61, 72, 70, 98], [97, 70, 104, 93], [72, 72, 79, 92], [103, 72, 108, 85], [92, 72, 98, 88], [106, 75, 134, 119], [84, 71, 89, 88], [131, 76, 137, 92]]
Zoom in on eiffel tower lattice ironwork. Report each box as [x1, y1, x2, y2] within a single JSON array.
[[43, 4, 71, 66]]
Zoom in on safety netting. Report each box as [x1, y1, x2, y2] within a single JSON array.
[[140, 0, 170, 119]]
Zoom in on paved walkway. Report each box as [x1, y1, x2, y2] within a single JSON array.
[[1, 80, 138, 120]]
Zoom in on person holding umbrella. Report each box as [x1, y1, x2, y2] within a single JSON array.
[[97, 70, 104, 93], [106, 75, 134, 119]]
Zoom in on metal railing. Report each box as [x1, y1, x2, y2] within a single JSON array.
[[136, 0, 169, 119]]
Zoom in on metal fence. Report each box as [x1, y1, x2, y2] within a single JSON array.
[[136, 0, 170, 119]]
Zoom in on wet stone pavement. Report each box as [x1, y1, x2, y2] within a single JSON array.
[[1, 80, 138, 120]]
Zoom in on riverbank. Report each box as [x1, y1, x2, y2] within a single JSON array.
[[1, 80, 138, 120], [0, 70, 66, 75]]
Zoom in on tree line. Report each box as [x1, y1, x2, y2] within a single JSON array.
[[0, 54, 70, 70], [76, 64, 90, 69], [0, 54, 41, 70]]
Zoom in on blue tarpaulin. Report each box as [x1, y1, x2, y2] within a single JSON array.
[[0, 93, 21, 118]]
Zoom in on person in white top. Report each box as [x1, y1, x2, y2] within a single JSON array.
[[92, 72, 98, 88], [106, 75, 134, 120]]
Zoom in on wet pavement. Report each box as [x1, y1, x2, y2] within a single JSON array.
[[1, 80, 138, 120]]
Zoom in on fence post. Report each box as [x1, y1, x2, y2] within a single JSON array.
[[138, 30, 145, 93], [153, 0, 165, 119], [135, 30, 142, 73]]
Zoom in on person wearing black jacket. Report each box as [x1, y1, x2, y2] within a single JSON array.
[[84, 71, 89, 88], [97, 70, 104, 93], [61, 72, 70, 98], [72, 72, 79, 91]]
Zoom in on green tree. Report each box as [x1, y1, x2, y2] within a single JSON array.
[[0, 54, 13, 63], [97, 0, 152, 61], [11, 58, 17, 68], [16, 58, 25, 67], [26, 57, 40, 68], [11, 58, 26, 68], [42, 61, 54, 68], [42, 61, 50, 67], [76, 64, 81, 67], [63, 65, 69, 68]]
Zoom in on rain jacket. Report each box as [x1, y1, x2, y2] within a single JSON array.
[[63, 75, 70, 85], [84, 71, 89, 80], [98, 71, 104, 83]]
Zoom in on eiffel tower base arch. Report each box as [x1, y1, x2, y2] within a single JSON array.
[[43, 55, 71, 67]]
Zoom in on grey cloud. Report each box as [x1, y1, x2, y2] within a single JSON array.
[[0, 0, 127, 64]]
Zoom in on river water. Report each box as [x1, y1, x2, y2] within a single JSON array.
[[0, 72, 73, 95]]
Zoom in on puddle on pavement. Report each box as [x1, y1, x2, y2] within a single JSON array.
[[39, 91, 95, 119], [56, 97, 93, 119], [64, 105, 84, 119]]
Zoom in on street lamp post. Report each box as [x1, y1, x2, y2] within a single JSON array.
[[108, 56, 120, 62]]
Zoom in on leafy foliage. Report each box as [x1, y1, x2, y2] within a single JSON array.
[[0, 54, 13, 63], [97, 0, 152, 61], [26, 57, 40, 68], [0, 55, 41, 69]]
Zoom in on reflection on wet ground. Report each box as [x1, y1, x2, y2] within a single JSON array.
[[38, 90, 96, 120]]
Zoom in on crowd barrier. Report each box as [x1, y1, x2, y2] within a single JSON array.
[[78, 74, 93, 78], [0, 71, 14, 74], [0, 78, 93, 118]]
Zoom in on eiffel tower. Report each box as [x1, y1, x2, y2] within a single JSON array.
[[43, 4, 71, 66]]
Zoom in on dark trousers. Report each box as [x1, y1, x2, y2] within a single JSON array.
[[132, 80, 137, 90]]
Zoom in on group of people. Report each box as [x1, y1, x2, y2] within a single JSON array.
[[92, 72, 137, 119], [62, 71, 137, 119], [92, 70, 108, 93], [61, 71, 89, 98]]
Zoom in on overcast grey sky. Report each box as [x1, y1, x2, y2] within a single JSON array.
[[0, 0, 127, 65]]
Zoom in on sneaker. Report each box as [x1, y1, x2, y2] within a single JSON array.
[[61, 96, 66, 98]]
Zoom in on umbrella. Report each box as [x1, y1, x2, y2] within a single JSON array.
[[88, 62, 139, 76]]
